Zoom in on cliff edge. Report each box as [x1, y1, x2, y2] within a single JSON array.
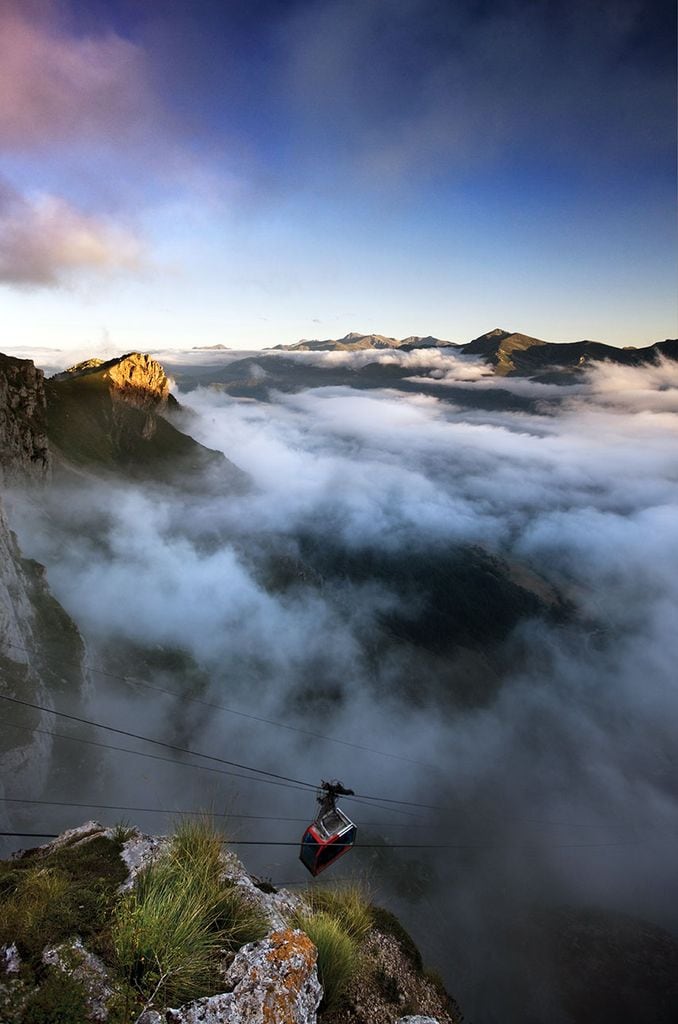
[[0, 821, 460, 1024]]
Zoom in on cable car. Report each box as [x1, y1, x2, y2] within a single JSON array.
[[300, 780, 357, 876]]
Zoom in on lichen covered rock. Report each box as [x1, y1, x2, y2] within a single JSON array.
[[220, 849, 305, 930], [164, 929, 321, 1024], [42, 938, 114, 1021]]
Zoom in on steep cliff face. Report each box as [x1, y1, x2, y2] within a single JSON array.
[[0, 353, 50, 484], [0, 353, 88, 815], [0, 498, 89, 812]]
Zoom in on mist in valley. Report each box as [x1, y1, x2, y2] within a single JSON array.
[[4, 348, 678, 1023]]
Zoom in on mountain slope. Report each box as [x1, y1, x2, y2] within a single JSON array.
[[45, 353, 248, 491], [462, 329, 678, 377]]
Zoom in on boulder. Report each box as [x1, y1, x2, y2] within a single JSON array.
[[396, 1017, 442, 1024], [165, 928, 321, 1024]]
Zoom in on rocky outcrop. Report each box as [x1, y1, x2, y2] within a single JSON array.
[[45, 351, 248, 490], [54, 352, 170, 413], [160, 930, 321, 1024], [0, 352, 50, 484], [43, 939, 114, 1022], [104, 352, 170, 412], [2, 823, 460, 1024]]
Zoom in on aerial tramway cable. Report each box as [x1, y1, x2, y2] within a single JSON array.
[[1, 637, 436, 770]]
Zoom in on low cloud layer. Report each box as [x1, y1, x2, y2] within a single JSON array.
[[7, 349, 678, 1021]]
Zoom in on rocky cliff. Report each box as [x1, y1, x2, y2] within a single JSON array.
[[0, 353, 50, 485], [0, 354, 88, 817], [0, 822, 460, 1024]]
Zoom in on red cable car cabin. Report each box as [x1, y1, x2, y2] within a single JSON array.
[[299, 781, 357, 876]]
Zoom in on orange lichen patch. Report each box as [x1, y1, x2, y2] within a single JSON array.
[[260, 930, 318, 1024]]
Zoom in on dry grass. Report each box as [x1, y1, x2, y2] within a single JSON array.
[[294, 911, 359, 1014]]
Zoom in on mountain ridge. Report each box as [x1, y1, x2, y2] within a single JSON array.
[[462, 329, 678, 377], [268, 328, 677, 371], [272, 332, 456, 352]]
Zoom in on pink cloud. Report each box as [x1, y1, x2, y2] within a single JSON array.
[[0, 179, 144, 286], [0, 3, 155, 150]]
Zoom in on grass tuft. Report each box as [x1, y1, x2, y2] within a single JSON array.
[[112, 818, 266, 1007], [305, 882, 373, 943], [293, 911, 358, 1014]]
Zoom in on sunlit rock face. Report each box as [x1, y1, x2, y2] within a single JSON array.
[[0, 352, 50, 484], [99, 352, 171, 414], [45, 350, 247, 489], [55, 352, 170, 412]]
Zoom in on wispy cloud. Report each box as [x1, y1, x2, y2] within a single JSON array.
[[0, 2, 156, 152], [0, 179, 144, 287]]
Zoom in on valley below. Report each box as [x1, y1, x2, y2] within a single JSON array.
[[1, 331, 678, 1023]]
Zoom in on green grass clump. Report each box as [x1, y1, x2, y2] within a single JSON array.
[[0, 835, 128, 965], [21, 972, 89, 1024], [306, 882, 373, 943], [293, 883, 374, 1012], [293, 911, 358, 1014], [112, 819, 266, 1007]]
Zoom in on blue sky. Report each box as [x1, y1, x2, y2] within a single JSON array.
[[1, 0, 676, 351]]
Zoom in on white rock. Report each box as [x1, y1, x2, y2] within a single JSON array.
[[219, 849, 306, 929], [119, 830, 170, 891], [396, 1017, 442, 1023], [43, 938, 115, 1021], [165, 928, 321, 1024], [1, 944, 20, 975]]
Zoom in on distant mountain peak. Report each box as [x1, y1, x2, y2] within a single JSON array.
[[274, 331, 453, 352]]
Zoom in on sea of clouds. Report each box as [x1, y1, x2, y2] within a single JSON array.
[[5, 346, 678, 1022]]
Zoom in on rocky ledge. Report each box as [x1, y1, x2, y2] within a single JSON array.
[[0, 822, 458, 1024]]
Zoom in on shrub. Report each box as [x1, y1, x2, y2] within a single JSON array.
[[112, 818, 266, 1007], [306, 882, 373, 943], [293, 911, 358, 1014]]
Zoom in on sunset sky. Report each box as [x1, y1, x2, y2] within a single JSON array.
[[1, 0, 676, 352]]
